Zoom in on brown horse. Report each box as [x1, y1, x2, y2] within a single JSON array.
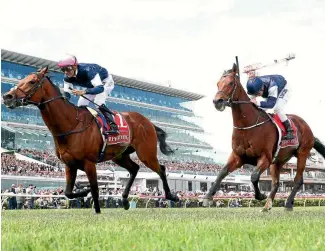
[[204, 63, 325, 211], [2, 67, 179, 213]]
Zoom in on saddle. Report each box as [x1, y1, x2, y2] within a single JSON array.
[[86, 107, 131, 162], [268, 113, 299, 162]]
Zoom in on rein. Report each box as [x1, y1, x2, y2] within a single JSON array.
[[218, 73, 271, 130], [15, 73, 94, 137], [15, 74, 65, 107]]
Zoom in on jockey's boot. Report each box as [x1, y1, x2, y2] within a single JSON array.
[[283, 120, 294, 140], [98, 104, 119, 135]]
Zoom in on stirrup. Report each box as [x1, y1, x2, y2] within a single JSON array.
[[284, 132, 294, 140], [107, 129, 119, 135], [109, 124, 119, 134], [103, 129, 119, 136]]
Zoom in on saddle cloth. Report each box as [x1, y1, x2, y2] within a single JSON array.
[[86, 107, 131, 145], [268, 113, 299, 163], [269, 113, 299, 148]]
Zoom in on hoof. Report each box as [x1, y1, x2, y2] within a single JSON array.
[[260, 207, 270, 213], [94, 210, 101, 214], [203, 197, 213, 207], [255, 193, 267, 201], [284, 207, 293, 212], [122, 199, 130, 210]]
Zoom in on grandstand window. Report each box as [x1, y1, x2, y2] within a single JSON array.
[[188, 181, 193, 191], [200, 182, 207, 192]]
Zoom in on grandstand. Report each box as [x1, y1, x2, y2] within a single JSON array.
[[1, 49, 216, 162], [1, 49, 324, 195], [1, 49, 220, 190]]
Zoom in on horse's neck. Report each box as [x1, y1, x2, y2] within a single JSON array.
[[231, 86, 261, 128], [40, 93, 78, 136]]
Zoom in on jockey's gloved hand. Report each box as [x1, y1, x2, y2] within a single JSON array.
[[63, 92, 71, 100], [71, 89, 86, 96]]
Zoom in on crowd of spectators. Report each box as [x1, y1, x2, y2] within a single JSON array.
[[1, 150, 229, 176], [1, 154, 64, 178], [18, 149, 59, 167], [1, 183, 64, 210], [3, 149, 325, 180]]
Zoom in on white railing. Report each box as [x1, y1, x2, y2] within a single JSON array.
[[2, 193, 325, 209]]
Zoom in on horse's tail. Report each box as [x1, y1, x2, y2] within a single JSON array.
[[313, 137, 325, 158], [154, 125, 174, 156]]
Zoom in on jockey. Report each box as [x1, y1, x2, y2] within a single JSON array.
[[58, 54, 119, 135], [246, 74, 294, 140]]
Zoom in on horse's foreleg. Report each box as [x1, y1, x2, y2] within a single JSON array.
[[251, 154, 270, 201], [203, 152, 242, 206], [84, 160, 101, 214], [64, 165, 91, 200], [285, 153, 307, 211], [64, 166, 78, 199], [261, 163, 281, 212], [113, 155, 140, 210]]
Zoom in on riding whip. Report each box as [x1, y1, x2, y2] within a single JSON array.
[[68, 87, 114, 115]]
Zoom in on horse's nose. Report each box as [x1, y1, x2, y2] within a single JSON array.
[[3, 93, 14, 101], [213, 98, 224, 105]]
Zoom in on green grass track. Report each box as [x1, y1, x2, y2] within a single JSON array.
[[2, 207, 325, 251]]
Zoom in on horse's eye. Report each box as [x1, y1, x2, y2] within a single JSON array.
[[229, 82, 234, 86], [30, 80, 36, 84]]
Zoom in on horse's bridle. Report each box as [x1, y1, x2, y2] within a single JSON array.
[[217, 73, 270, 130], [14, 72, 94, 137], [217, 74, 252, 107], [15, 72, 64, 107]]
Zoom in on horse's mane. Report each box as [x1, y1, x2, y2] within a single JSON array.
[[221, 67, 269, 119], [45, 75, 90, 113], [46, 76, 62, 95]]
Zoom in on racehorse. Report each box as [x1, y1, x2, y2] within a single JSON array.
[[204, 63, 325, 211], [2, 67, 179, 214]]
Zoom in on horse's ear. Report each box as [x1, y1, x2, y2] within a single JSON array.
[[40, 66, 49, 75], [232, 63, 238, 73]]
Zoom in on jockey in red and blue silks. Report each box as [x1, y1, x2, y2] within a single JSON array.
[[57, 55, 119, 135], [246, 75, 294, 140]]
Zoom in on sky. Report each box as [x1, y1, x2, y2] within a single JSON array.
[[1, 0, 325, 162]]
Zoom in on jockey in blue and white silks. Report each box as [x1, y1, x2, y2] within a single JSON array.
[[58, 55, 119, 134], [246, 75, 294, 140]]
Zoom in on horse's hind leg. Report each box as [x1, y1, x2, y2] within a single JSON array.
[[285, 152, 308, 211], [113, 154, 140, 210], [136, 149, 178, 202], [261, 163, 281, 212], [159, 164, 179, 202], [84, 160, 101, 214]]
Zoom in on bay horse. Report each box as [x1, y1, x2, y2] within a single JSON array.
[[204, 63, 325, 211], [2, 67, 179, 214]]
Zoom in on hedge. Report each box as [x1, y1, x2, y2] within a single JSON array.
[[2, 197, 325, 209]]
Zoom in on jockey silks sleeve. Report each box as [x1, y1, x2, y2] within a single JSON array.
[[85, 74, 104, 95], [257, 86, 278, 108]]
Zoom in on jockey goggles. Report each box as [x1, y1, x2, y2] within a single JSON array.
[[60, 66, 74, 73]]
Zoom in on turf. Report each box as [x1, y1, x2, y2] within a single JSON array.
[[2, 207, 325, 251]]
